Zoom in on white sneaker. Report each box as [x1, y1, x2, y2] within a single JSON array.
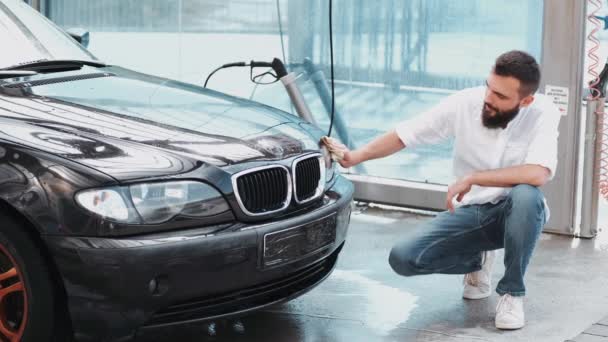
[[495, 294, 525, 330], [462, 250, 495, 299]]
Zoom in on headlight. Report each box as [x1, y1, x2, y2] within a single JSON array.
[[76, 181, 229, 224], [75, 188, 131, 222]]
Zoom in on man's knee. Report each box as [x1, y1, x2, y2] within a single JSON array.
[[506, 185, 546, 240], [388, 242, 422, 277], [508, 184, 544, 211]]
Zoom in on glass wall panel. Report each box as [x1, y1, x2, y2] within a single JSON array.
[[44, 0, 544, 185]]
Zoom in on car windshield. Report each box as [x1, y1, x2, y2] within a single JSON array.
[[0, 0, 100, 69]]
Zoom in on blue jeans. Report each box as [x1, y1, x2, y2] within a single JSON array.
[[388, 184, 546, 296]]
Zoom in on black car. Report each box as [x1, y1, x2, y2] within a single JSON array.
[[0, 1, 353, 341]]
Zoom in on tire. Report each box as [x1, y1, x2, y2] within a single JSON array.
[[0, 215, 56, 342]]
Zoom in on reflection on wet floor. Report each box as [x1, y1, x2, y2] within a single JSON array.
[[136, 207, 608, 342], [325, 270, 418, 335]]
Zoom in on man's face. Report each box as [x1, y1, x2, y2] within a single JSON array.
[[482, 73, 533, 129]]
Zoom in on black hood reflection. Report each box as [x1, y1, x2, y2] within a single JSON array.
[[0, 66, 323, 180]]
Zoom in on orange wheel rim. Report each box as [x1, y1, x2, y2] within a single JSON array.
[[0, 244, 27, 342]]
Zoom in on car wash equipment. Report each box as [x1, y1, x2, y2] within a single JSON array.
[[203, 58, 316, 125], [580, 58, 608, 238]]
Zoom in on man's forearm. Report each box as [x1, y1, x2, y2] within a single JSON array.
[[349, 130, 405, 164], [466, 164, 551, 188]]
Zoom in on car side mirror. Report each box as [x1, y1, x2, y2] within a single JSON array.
[[66, 28, 90, 48]]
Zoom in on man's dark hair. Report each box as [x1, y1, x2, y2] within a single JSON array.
[[493, 50, 540, 97]]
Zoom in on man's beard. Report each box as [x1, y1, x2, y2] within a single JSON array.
[[481, 102, 520, 129]]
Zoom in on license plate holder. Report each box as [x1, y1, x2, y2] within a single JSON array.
[[263, 214, 337, 267]]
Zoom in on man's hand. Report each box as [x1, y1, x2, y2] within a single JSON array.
[[320, 130, 406, 169], [321, 136, 356, 168], [446, 176, 473, 213]]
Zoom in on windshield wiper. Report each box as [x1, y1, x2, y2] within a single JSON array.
[[1, 59, 106, 72], [0, 70, 38, 79]]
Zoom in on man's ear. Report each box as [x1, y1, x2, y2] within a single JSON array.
[[520, 95, 534, 108]]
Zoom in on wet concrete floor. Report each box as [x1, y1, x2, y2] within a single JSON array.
[[136, 205, 608, 342]]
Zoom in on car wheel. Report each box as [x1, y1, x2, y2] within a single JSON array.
[[0, 215, 56, 342]]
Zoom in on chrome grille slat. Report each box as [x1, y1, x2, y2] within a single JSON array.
[[232, 154, 323, 217], [232, 165, 291, 216], [293, 154, 323, 204], [261, 172, 268, 209]]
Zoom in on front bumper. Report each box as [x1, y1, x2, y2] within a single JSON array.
[[45, 176, 353, 342]]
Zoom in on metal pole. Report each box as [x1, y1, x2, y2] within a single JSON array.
[[539, 0, 586, 234], [30, 0, 41, 11], [302, 59, 353, 149], [301, 59, 366, 174], [580, 98, 604, 238], [279, 73, 317, 125]]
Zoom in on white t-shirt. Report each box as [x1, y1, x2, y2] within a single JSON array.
[[395, 86, 560, 216]]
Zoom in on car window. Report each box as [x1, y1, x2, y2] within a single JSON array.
[[0, 0, 99, 69]]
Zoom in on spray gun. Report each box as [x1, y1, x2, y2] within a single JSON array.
[[203, 57, 345, 162], [204, 58, 315, 124]]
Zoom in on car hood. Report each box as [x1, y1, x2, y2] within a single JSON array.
[[0, 66, 323, 181]]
